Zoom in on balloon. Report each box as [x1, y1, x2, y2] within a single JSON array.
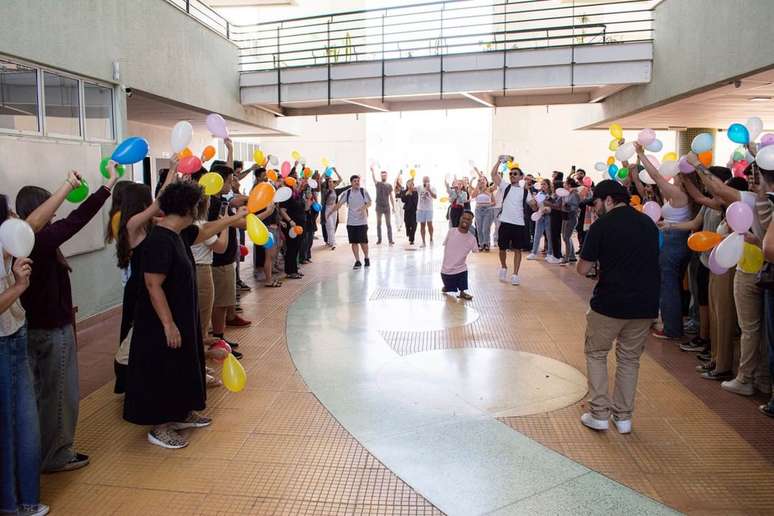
[[0, 218, 35, 258], [239, 245, 249, 258], [733, 147, 746, 161], [198, 172, 224, 196], [617, 167, 629, 180], [112, 137, 149, 165], [253, 149, 266, 166], [267, 170, 278, 182], [757, 144, 774, 170], [246, 213, 269, 245], [293, 226, 304, 236], [221, 353, 246, 392], [530, 211, 542, 222], [642, 201, 661, 223], [281, 161, 291, 177], [609, 139, 620, 152], [678, 156, 695, 174], [111, 211, 121, 239], [439, 196, 449, 203], [248, 183, 276, 213], [67, 180, 89, 203], [662, 152, 677, 162], [582, 176, 593, 187], [556, 188, 570, 197], [738, 243, 764, 274], [263, 232, 275, 249], [761, 134, 774, 149], [409, 169, 417, 178], [321, 157, 329, 167], [708, 247, 729, 275], [659, 160, 679, 178], [288, 230, 297, 240], [274, 186, 292, 203], [325, 167, 334, 177], [698, 151, 713, 168], [637, 128, 656, 146], [727, 123, 750, 145], [291, 150, 301, 161], [308, 179, 318, 189], [202, 145, 216, 162], [206, 113, 229, 139], [210, 340, 232, 363], [659, 230, 664, 249], [269, 155, 279, 167], [615, 142, 635, 162], [732, 160, 749, 178], [714, 232, 744, 269], [606, 156, 615, 166], [691, 133, 713, 154], [99, 158, 125, 179], [303, 167, 312, 178], [170, 121, 193, 153], [178, 147, 193, 159], [312, 202, 321, 212], [726, 201, 754, 234], [639, 169, 656, 185], [747, 117, 764, 142], [609, 123, 623, 140], [688, 231, 723, 252], [607, 164, 618, 179], [645, 139, 663, 153], [178, 156, 203, 175], [594, 162, 607, 172], [285, 177, 297, 188]]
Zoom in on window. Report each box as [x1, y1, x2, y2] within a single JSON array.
[[84, 82, 114, 140], [0, 59, 39, 132], [43, 71, 81, 137]]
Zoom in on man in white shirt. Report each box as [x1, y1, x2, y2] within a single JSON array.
[[335, 175, 373, 269], [416, 176, 437, 247], [494, 164, 537, 285]]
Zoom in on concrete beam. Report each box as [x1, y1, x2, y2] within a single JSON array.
[[461, 92, 495, 108], [341, 99, 391, 112]]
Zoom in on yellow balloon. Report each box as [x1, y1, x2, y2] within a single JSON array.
[[246, 213, 269, 246], [609, 123, 623, 140], [409, 169, 417, 178], [738, 242, 764, 274], [663, 152, 677, 162], [291, 150, 301, 161], [606, 156, 615, 166], [439, 196, 449, 204], [609, 139, 620, 151], [221, 353, 246, 393], [321, 157, 329, 167], [111, 211, 121, 239], [253, 149, 266, 166], [198, 172, 224, 196]]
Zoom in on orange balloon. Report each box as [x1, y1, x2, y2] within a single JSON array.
[[267, 170, 278, 182], [293, 226, 304, 236], [606, 156, 615, 166], [201, 145, 216, 161], [698, 151, 713, 167], [285, 177, 297, 188], [179, 147, 192, 158], [687, 231, 723, 252], [630, 195, 641, 206], [303, 167, 312, 178], [247, 183, 276, 213]]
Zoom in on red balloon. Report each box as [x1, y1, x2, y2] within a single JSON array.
[[178, 156, 203, 175], [209, 339, 232, 363], [239, 245, 249, 257]]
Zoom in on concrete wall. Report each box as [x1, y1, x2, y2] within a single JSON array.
[[0, 0, 274, 129], [588, 0, 774, 125]]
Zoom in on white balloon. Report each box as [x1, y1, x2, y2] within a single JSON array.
[[756, 144, 774, 170], [714, 232, 744, 269], [615, 142, 636, 162], [273, 186, 292, 203], [747, 117, 764, 142], [659, 160, 679, 178], [645, 139, 663, 153], [170, 121, 193, 153], [308, 179, 318, 189], [0, 218, 35, 258], [556, 187, 570, 197], [594, 162, 607, 172], [530, 211, 542, 222], [269, 155, 279, 167], [468, 160, 476, 168], [639, 169, 656, 185]]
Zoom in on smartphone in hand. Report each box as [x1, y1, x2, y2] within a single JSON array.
[[498, 154, 514, 163]]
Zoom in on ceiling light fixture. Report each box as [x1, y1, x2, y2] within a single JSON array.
[[750, 96, 772, 102]]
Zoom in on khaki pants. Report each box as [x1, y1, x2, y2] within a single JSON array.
[[196, 265, 215, 337], [734, 270, 763, 382], [709, 269, 737, 372], [584, 309, 652, 421]]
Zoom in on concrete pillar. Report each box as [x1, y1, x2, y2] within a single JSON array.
[[678, 128, 717, 157]]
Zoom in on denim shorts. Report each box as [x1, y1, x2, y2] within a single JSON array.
[[417, 210, 434, 223]]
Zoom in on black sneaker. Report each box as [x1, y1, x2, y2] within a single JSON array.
[[364, 258, 371, 267], [697, 352, 710, 362], [45, 452, 89, 473], [231, 350, 243, 360], [680, 337, 707, 353], [353, 261, 362, 269], [236, 280, 251, 292]]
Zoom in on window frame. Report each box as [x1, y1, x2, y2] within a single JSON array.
[[0, 58, 43, 136], [82, 80, 115, 143], [42, 69, 83, 140]]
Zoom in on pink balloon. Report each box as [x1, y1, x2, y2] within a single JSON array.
[[206, 113, 229, 139], [726, 201, 753, 234], [178, 156, 202, 175], [708, 247, 728, 275], [280, 161, 291, 177], [582, 176, 593, 187], [637, 128, 656, 146], [732, 160, 749, 178], [642, 201, 661, 224], [678, 156, 695, 174], [530, 211, 542, 222], [761, 133, 774, 148]]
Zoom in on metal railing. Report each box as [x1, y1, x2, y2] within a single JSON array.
[[165, 0, 231, 39], [231, 0, 655, 72]]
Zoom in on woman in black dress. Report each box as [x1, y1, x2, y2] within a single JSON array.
[[278, 173, 306, 279], [400, 179, 419, 246]]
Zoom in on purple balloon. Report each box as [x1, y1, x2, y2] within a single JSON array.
[[708, 247, 728, 275], [761, 133, 774, 148], [726, 201, 753, 234], [642, 201, 662, 223], [637, 128, 656, 146], [678, 156, 695, 173]]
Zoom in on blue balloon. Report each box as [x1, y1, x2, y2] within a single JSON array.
[[263, 232, 275, 250], [690, 133, 713, 154], [608, 164, 618, 179], [658, 230, 664, 249], [112, 137, 149, 165], [645, 139, 663, 153], [325, 167, 334, 177], [312, 201, 321, 212], [727, 123, 750, 145]]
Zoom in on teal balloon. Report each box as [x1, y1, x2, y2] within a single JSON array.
[[325, 167, 334, 177], [608, 164, 618, 179], [66, 180, 89, 203], [263, 232, 275, 250], [312, 201, 321, 212], [658, 230, 664, 249], [99, 157, 125, 179], [112, 137, 149, 165], [727, 123, 750, 145], [691, 133, 713, 154]]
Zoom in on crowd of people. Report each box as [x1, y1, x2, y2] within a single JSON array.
[[3, 129, 774, 514]]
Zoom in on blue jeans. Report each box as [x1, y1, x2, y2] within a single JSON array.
[[531, 214, 553, 255], [475, 206, 495, 247], [0, 325, 41, 513], [28, 324, 79, 471], [660, 229, 690, 338]]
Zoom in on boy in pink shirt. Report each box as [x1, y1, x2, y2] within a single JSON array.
[[441, 211, 478, 300]]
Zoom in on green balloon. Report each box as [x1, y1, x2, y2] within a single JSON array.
[[67, 180, 89, 203], [99, 157, 125, 179], [617, 167, 629, 180]]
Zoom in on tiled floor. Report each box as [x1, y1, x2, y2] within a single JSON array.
[[58, 230, 774, 515]]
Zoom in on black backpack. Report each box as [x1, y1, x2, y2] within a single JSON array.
[[499, 184, 530, 219]]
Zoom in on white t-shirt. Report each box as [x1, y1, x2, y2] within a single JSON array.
[[190, 221, 219, 265], [0, 255, 25, 338], [498, 181, 533, 225], [417, 185, 437, 211]]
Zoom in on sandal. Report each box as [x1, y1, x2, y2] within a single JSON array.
[[148, 427, 189, 449], [265, 280, 282, 288], [286, 273, 302, 280]]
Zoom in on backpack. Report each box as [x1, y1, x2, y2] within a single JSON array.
[[345, 188, 365, 203], [499, 184, 530, 220]]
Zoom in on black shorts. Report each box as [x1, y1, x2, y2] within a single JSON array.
[[498, 222, 530, 251], [347, 224, 368, 244], [441, 271, 468, 292]]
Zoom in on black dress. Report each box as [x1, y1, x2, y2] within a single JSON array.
[[123, 225, 206, 425], [114, 238, 146, 394], [400, 190, 418, 244]]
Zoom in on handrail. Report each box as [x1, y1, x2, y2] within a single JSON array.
[[164, 0, 231, 39]]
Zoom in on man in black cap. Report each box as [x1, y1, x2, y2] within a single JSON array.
[[576, 180, 660, 435]]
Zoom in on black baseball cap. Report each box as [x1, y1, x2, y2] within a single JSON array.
[[591, 180, 630, 202]]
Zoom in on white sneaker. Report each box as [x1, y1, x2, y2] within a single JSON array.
[[545, 256, 561, 264], [721, 378, 754, 396], [498, 268, 507, 282], [580, 412, 608, 431], [511, 274, 520, 286], [611, 417, 632, 434], [526, 253, 537, 260]]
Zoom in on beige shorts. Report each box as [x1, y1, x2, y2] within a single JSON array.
[[211, 263, 236, 308], [196, 264, 214, 335]]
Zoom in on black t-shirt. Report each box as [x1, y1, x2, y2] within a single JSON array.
[[208, 196, 237, 267], [580, 205, 660, 319], [280, 194, 306, 225]]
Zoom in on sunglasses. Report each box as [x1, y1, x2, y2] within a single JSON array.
[[509, 172, 520, 176]]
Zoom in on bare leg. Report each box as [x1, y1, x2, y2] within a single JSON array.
[[428, 221, 434, 243], [499, 249, 507, 269], [361, 243, 369, 258], [212, 307, 227, 336], [351, 244, 361, 261], [513, 250, 523, 275], [264, 247, 276, 285], [420, 222, 427, 245]]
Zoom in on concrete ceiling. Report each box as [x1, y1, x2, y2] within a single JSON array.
[[589, 68, 774, 130]]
